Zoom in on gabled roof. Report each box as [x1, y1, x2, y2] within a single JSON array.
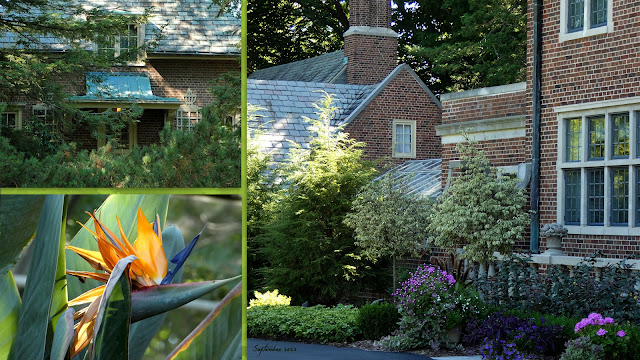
[[1, 0, 240, 56], [249, 50, 347, 83], [378, 159, 443, 198], [248, 79, 375, 164]]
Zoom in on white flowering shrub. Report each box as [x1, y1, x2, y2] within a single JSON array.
[[427, 143, 529, 262]]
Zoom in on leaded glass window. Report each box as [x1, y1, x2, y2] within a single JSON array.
[[591, 0, 607, 28], [568, 0, 584, 32], [611, 167, 629, 225], [588, 115, 605, 159], [565, 170, 581, 224], [587, 168, 605, 225], [611, 113, 630, 158], [566, 117, 582, 161]]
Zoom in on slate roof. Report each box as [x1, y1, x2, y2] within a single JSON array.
[[70, 72, 181, 102], [249, 51, 347, 83], [248, 79, 375, 164], [0, 0, 240, 56], [377, 159, 443, 198]]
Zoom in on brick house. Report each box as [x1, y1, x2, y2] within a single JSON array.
[[1, 0, 240, 150], [248, 0, 442, 196], [439, 0, 640, 261]]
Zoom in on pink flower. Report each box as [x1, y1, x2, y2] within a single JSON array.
[[617, 330, 626, 337], [596, 328, 608, 336]]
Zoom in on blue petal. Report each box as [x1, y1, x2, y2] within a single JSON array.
[[161, 227, 204, 284], [152, 213, 161, 237]]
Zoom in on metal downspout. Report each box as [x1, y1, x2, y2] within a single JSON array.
[[531, 0, 542, 253]]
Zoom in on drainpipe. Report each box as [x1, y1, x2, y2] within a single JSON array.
[[530, 0, 543, 253]]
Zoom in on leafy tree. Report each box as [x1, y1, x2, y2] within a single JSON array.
[[254, 93, 380, 305], [427, 143, 529, 262], [344, 174, 432, 290], [248, 0, 348, 72], [393, 0, 526, 93]]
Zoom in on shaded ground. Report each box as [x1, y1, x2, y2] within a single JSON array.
[[247, 339, 432, 360]]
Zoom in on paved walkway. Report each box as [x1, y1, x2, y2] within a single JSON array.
[[247, 339, 482, 360]]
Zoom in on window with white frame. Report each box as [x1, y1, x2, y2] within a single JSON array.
[[557, 105, 640, 234], [175, 89, 202, 132], [392, 119, 416, 158], [1, 112, 19, 129], [97, 23, 144, 63], [32, 104, 57, 134], [559, 0, 613, 42]]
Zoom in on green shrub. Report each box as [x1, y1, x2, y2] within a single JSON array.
[[476, 254, 640, 322], [356, 303, 400, 340], [247, 304, 361, 343], [560, 336, 604, 360], [249, 290, 291, 308]]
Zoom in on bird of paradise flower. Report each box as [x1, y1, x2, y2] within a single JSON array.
[[65, 208, 202, 358]]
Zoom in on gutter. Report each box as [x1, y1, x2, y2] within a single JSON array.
[[530, 0, 543, 253]]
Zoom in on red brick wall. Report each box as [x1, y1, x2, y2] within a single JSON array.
[[528, 0, 640, 258], [441, 90, 528, 125], [344, 0, 397, 85], [344, 35, 397, 85], [344, 68, 442, 166]]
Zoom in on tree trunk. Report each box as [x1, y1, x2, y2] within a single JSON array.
[[392, 255, 397, 293]]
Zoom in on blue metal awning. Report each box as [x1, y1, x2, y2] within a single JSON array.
[[71, 72, 182, 104]]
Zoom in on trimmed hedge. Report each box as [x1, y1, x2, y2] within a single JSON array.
[[247, 305, 361, 343], [356, 303, 400, 340]]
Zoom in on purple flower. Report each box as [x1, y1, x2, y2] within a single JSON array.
[[603, 317, 614, 325], [617, 330, 626, 337], [596, 328, 607, 336]]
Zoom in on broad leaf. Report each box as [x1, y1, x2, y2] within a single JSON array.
[[0, 195, 45, 277], [66, 195, 169, 300], [166, 282, 242, 360], [50, 308, 75, 360], [50, 196, 69, 331], [0, 272, 21, 360], [130, 276, 241, 323], [9, 195, 64, 360], [128, 225, 185, 360], [92, 256, 135, 360]]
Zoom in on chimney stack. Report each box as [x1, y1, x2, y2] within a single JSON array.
[[344, 0, 398, 85]]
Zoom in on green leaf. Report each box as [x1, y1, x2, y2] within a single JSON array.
[[50, 196, 69, 332], [130, 276, 241, 323], [0, 271, 21, 360], [127, 225, 185, 360], [92, 256, 135, 360], [66, 194, 169, 300], [9, 195, 64, 360], [166, 282, 242, 360], [0, 195, 45, 277], [50, 308, 75, 360]]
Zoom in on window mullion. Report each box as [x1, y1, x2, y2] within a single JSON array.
[[629, 165, 635, 228], [584, 0, 591, 29], [581, 167, 588, 226]]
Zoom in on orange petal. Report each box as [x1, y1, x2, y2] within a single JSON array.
[[66, 246, 110, 272], [66, 270, 110, 283], [134, 208, 167, 283], [68, 284, 106, 307], [70, 295, 101, 359], [115, 215, 156, 286]]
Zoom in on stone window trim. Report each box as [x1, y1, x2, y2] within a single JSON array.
[[392, 119, 416, 159], [556, 102, 640, 236], [559, 0, 613, 42], [94, 23, 146, 66]]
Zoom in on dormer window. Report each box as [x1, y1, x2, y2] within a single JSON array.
[[560, 0, 612, 42], [96, 23, 145, 64]]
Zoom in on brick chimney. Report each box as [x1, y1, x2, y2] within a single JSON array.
[[344, 0, 398, 85]]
